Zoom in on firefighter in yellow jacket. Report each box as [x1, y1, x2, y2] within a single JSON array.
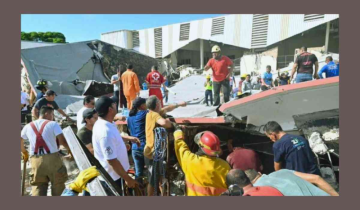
[[173, 128, 230, 196]]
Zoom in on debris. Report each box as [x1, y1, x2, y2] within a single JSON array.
[[322, 128, 339, 141]]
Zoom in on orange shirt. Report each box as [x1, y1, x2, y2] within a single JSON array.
[[206, 56, 233, 82], [121, 70, 140, 97]]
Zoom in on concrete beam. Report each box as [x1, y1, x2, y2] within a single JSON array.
[[200, 39, 204, 69], [325, 22, 330, 53]]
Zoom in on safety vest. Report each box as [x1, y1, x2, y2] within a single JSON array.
[[205, 81, 213, 90], [175, 138, 230, 196], [29, 120, 51, 155]]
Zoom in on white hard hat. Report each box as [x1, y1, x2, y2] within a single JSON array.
[[211, 45, 221, 53]]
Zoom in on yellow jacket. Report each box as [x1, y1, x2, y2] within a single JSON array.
[[174, 130, 230, 196]]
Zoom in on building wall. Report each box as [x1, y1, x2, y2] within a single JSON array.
[[101, 14, 339, 58]]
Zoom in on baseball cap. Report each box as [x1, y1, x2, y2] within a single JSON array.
[[95, 96, 115, 116], [44, 90, 57, 96], [82, 108, 97, 123]]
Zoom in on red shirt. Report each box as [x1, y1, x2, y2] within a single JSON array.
[[226, 147, 262, 172], [146, 70, 164, 89], [206, 56, 233, 82], [243, 186, 284, 196]]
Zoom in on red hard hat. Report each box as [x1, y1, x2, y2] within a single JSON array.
[[194, 131, 221, 156]]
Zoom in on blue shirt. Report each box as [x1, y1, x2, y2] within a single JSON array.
[[254, 169, 330, 196], [142, 83, 148, 90], [164, 80, 169, 87], [273, 134, 320, 175], [36, 92, 44, 102], [318, 61, 339, 79], [262, 72, 273, 85], [127, 110, 148, 151]]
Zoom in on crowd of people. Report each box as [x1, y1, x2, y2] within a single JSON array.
[[20, 45, 339, 197], [203, 46, 339, 105]]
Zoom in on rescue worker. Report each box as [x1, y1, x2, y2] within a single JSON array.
[[225, 169, 284, 196], [245, 169, 339, 196], [204, 45, 234, 106], [278, 71, 290, 86], [21, 106, 72, 196], [145, 65, 166, 108], [35, 79, 48, 102], [290, 46, 319, 83], [121, 64, 141, 109], [77, 108, 98, 155], [264, 121, 321, 175], [111, 66, 127, 112], [173, 128, 231, 196], [226, 139, 262, 172], [32, 90, 72, 122], [144, 96, 187, 195], [237, 74, 247, 95], [318, 56, 339, 79], [204, 75, 213, 106]]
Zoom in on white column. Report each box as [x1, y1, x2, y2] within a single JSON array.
[[200, 39, 204, 69], [325, 22, 330, 53]]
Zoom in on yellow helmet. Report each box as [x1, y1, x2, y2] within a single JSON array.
[[211, 45, 221, 53], [241, 73, 248, 78], [206, 75, 211, 79]]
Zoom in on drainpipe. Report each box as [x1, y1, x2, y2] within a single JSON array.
[[325, 22, 330, 53], [200, 39, 204, 69]]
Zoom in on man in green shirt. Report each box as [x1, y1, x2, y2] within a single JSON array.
[[77, 108, 98, 155]]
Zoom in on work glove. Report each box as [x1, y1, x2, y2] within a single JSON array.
[[22, 151, 29, 162], [69, 166, 100, 193]]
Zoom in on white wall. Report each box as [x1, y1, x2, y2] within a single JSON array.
[[100, 14, 339, 58]]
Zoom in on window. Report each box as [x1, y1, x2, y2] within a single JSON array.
[[304, 14, 325, 22], [251, 14, 269, 48], [132, 31, 139, 48], [179, 23, 190, 41], [211, 17, 225, 36], [154, 28, 162, 58]]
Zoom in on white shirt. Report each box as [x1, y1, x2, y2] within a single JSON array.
[[111, 74, 120, 92], [21, 91, 29, 111], [21, 119, 62, 155], [77, 106, 87, 130], [92, 118, 130, 181]]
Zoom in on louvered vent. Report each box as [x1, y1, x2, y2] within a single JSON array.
[[179, 23, 190, 41], [211, 17, 225, 36], [132, 31, 139, 47], [304, 14, 325, 22], [154, 28, 162, 58], [251, 14, 269, 48]]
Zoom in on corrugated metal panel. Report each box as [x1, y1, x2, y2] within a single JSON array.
[[251, 14, 269, 48], [132, 31, 139, 47], [179, 23, 190, 41], [280, 14, 290, 40], [266, 14, 282, 46], [154, 28, 162, 58], [211, 17, 225, 36], [304, 14, 325, 22], [233, 15, 241, 46], [240, 14, 253, 48]]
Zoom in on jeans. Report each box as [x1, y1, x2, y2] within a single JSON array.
[[132, 149, 145, 179], [205, 90, 213, 106], [213, 79, 230, 106], [113, 91, 119, 112], [296, 73, 313, 83]]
